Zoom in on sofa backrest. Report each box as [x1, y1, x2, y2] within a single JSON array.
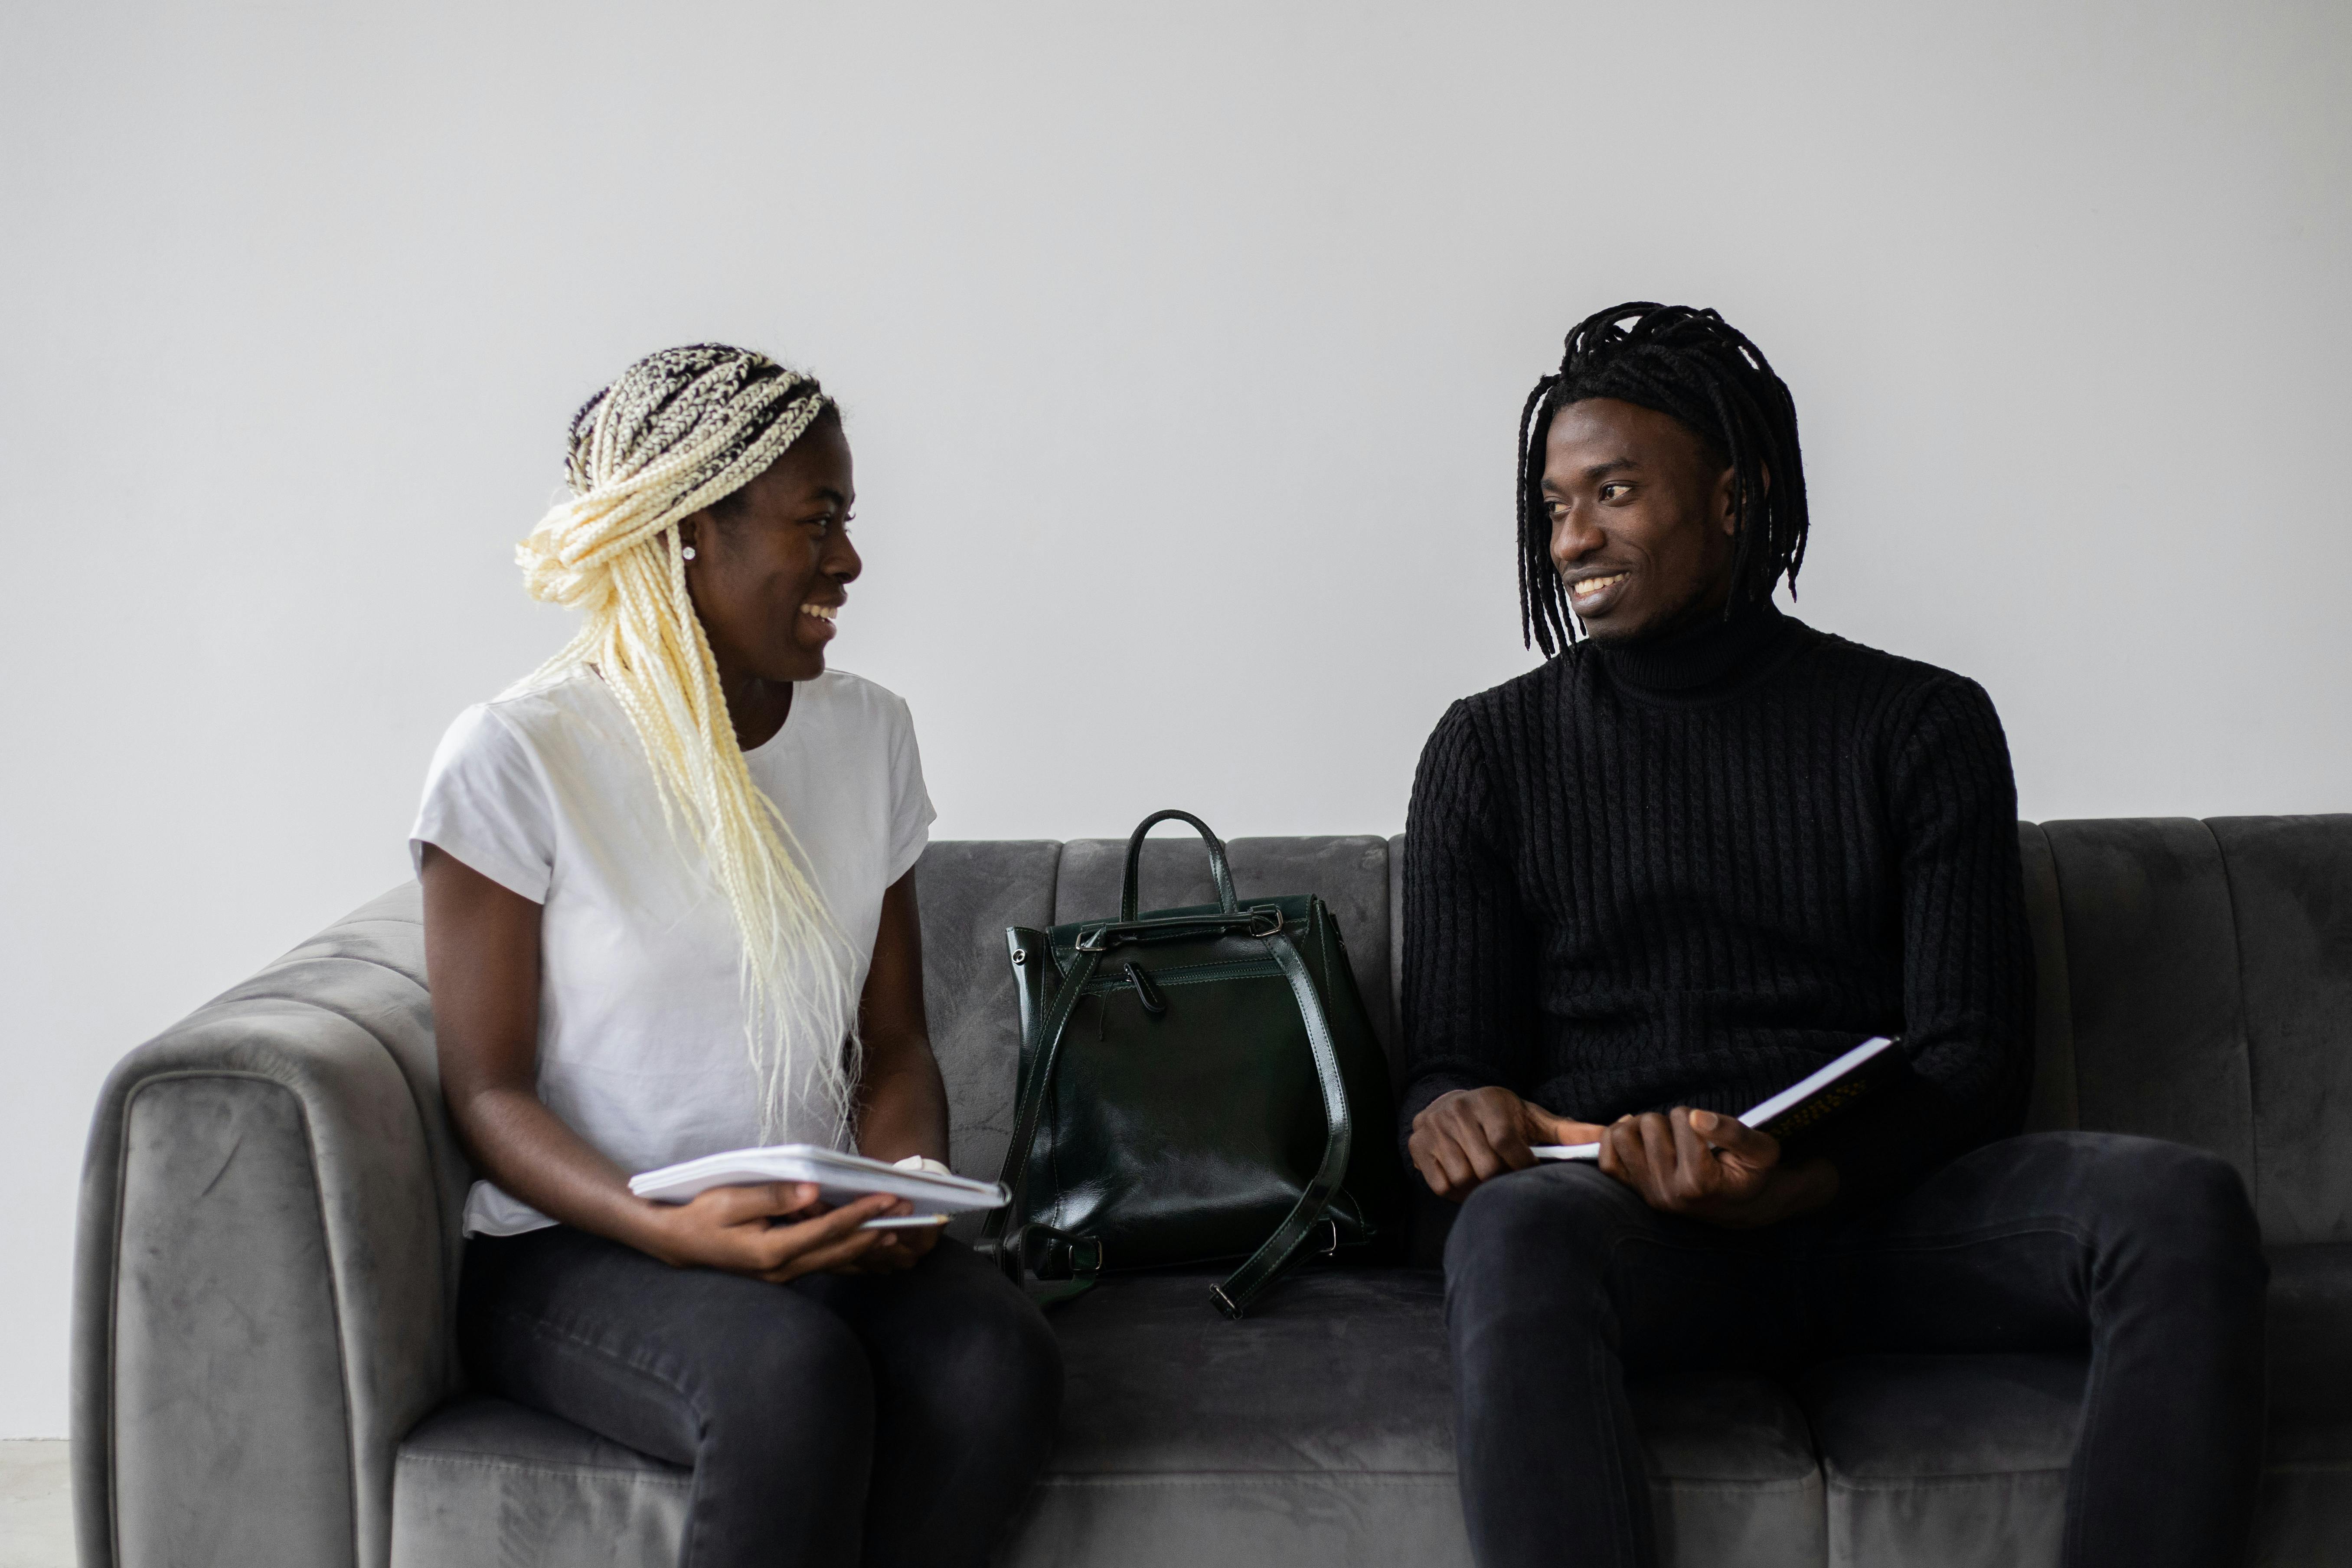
[[2019, 816, 2352, 1245], [919, 817, 2352, 1248], [264, 814, 2351, 1265], [911, 835, 1397, 1204]]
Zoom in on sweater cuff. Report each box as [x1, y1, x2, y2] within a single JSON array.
[[1395, 1071, 1498, 1148]]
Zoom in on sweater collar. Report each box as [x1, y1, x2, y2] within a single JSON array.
[[1588, 597, 1799, 696]]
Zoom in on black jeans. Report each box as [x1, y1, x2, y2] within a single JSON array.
[[1444, 1132, 2269, 1568], [457, 1229, 1063, 1568]]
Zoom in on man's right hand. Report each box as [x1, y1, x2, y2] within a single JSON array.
[[1409, 1087, 1609, 1202]]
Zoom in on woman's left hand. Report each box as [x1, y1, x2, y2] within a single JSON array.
[[844, 1214, 943, 1273]]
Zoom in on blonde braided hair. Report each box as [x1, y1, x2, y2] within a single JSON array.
[[513, 344, 860, 1144]]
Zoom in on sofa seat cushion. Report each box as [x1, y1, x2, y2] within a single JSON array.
[[385, 1267, 1826, 1568], [391, 1396, 689, 1568], [1800, 1352, 2082, 1568], [1015, 1266, 1825, 1568], [2255, 1244, 2352, 1566], [1800, 1281, 2352, 1568], [2265, 1243, 2352, 1463], [1042, 1267, 1455, 1477], [388, 1258, 2349, 1568]]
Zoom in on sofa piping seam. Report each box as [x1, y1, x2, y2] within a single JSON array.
[[1034, 1473, 1462, 1489], [398, 1452, 691, 1488], [2257, 1459, 2352, 1475], [1827, 1466, 2071, 1492], [1030, 1471, 1821, 1491], [2202, 816, 2263, 1222], [2040, 822, 2086, 1133]]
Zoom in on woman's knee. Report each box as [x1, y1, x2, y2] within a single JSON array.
[[697, 1297, 875, 1453], [914, 1279, 1063, 1428]]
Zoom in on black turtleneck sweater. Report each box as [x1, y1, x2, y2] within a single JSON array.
[[1399, 602, 2034, 1202]]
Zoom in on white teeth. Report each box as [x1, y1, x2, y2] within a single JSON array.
[[1571, 573, 1626, 599], [800, 603, 838, 621]]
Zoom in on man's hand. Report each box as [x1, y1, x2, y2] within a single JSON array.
[[1598, 1108, 1839, 1228], [1411, 1087, 1609, 1202]]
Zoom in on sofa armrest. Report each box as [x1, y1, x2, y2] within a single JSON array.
[[74, 996, 451, 1568]]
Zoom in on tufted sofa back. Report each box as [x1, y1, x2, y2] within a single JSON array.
[[2019, 817, 2352, 1245], [918, 817, 2352, 1248], [203, 816, 2352, 1285], [104, 815, 2350, 1298]]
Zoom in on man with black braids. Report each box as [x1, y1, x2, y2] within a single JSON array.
[[1402, 303, 2268, 1567]]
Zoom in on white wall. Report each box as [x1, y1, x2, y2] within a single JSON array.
[[3, 0, 2345, 1435]]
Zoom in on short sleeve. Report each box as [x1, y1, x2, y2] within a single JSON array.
[[882, 695, 938, 885], [409, 704, 556, 902]]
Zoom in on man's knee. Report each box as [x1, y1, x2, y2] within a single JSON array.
[[2060, 1134, 2264, 1280], [1445, 1166, 1630, 1294]]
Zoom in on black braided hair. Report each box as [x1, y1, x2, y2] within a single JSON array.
[[1515, 302, 1809, 655]]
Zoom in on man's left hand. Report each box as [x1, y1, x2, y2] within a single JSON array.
[[1597, 1107, 1839, 1228]]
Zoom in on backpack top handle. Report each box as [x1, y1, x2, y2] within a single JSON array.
[[1121, 808, 1240, 919]]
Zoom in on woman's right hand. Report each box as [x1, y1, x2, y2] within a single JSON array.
[[635, 1183, 909, 1281]]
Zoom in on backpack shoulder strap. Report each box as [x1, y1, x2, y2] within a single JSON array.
[[1209, 921, 1353, 1318], [980, 943, 1104, 1279]]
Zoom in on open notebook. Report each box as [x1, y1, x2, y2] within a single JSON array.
[[629, 1143, 1010, 1215], [1531, 1035, 1906, 1161]]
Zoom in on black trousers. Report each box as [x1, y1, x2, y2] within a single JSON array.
[[1444, 1132, 2269, 1568], [457, 1229, 1063, 1568]]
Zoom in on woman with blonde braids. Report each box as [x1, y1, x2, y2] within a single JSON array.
[[411, 345, 1061, 1567]]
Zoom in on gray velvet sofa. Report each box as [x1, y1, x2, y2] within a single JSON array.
[[72, 817, 2352, 1567]]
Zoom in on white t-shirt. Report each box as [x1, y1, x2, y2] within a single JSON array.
[[409, 667, 936, 1236]]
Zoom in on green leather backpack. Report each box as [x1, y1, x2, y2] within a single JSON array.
[[981, 810, 1405, 1317]]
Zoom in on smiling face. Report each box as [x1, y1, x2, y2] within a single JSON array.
[[1542, 397, 1741, 643], [677, 411, 859, 688]]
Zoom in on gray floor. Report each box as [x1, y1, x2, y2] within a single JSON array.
[[0, 1443, 72, 1568]]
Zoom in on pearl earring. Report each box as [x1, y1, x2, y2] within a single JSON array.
[[681, 546, 697, 560]]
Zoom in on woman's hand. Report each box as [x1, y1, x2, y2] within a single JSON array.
[[636, 1182, 916, 1281], [427, 849, 951, 1279], [842, 1215, 945, 1273]]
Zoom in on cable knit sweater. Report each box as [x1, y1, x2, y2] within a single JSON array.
[[1399, 601, 2034, 1202]]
